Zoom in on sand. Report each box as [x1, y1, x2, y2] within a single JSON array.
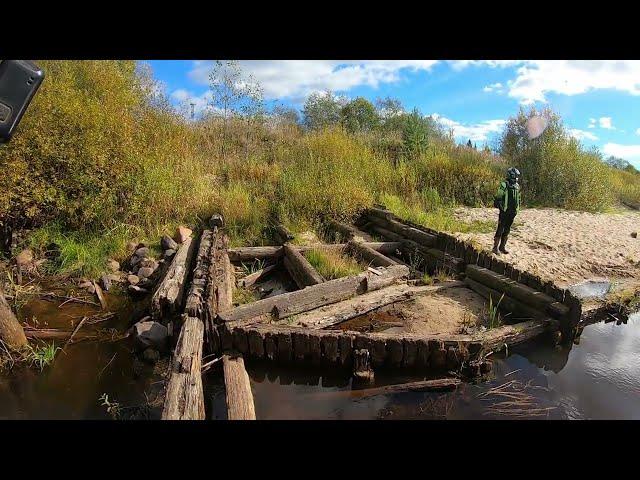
[[452, 206, 640, 290]]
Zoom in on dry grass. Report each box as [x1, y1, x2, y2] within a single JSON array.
[[304, 246, 363, 279]]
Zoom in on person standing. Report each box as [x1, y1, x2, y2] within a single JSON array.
[[493, 167, 521, 255]]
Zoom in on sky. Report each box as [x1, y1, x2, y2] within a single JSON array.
[[147, 60, 640, 168]]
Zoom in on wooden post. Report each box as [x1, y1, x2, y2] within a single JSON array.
[[223, 352, 256, 420], [283, 243, 324, 288], [0, 287, 27, 350]]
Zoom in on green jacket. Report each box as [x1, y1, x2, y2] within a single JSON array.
[[495, 181, 520, 213]]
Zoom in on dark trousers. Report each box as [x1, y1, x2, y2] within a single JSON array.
[[494, 209, 516, 241]]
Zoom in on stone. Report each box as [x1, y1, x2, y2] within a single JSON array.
[[128, 285, 149, 297], [142, 347, 160, 364], [137, 267, 155, 279], [161, 234, 178, 251], [163, 249, 176, 259], [107, 259, 120, 272], [134, 247, 150, 258], [632, 232, 637, 238], [140, 258, 158, 269], [100, 274, 112, 292], [127, 274, 140, 285], [108, 273, 122, 283], [133, 321, 168, 351], [174, 225, 192, 244], [15, 248, 33, 267]]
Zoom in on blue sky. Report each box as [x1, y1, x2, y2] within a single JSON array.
[[147, 60, 640, 167]]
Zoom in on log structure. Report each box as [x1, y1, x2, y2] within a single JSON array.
[[283, 243, 324, 288], [346, 239, 397, 267], [223, 352, 256, 420], [326, 219, 372, 243]]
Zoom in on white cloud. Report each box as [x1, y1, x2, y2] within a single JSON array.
[[483, 82, 503, 93], [187, 60, 439, 101], [569, 129, 598, 141], [599, 117, 614, 129], [637, 128, 640, 136], [603, 143, 640, 165], [170, 88, 216, 118], [504, 61, 640, 104], [449, 60, 523, 71], [431, 113, 505, 142], [588, 118, 596, 128]]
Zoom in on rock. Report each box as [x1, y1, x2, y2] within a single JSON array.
[[126, 241, 138, 253], [128, 285, 149, 297], [108, 273, 123, 283], [100, 274, 112, 292], [130, 255, 143, 268], [161, 235, 178, 251], [632, 232, 637, 238], [137, 267, 155, 279], [133, 321, 168, 351], [107, 259, 120, 272], [142, 347, 160, 364], [163, 249, 176, 259], [15, 248, 34, 267], [134, 247, 150, 258], [140, 258, 158, 270], [127, 274, 140, 285], [174, 226, 192, 244]]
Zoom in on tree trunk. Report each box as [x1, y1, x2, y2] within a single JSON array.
[[0, 287, 27, 350]]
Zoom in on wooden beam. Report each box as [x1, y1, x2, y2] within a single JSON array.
[[151, 236, 196, 322], [283, 243, 324, 288], [228, 246, 283, 263], [273, 224, 294, 245], [185, 229, 214, 320], [326, 219, 372, 242], [366, 213, 437, 247], [346, 239, 397, 267], [476, 318, 558, 353], [218, 265, 409, 324], [223, 352, 256, 420], [465, 277, 548, 321], [238, 264, 277, 288]]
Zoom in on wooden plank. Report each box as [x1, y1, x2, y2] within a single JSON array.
[[223, 353, 256, 420], [346, 239, 397, 267], [161, 316, 205, 420], [151, 236, 196, 322], [474, 318, 558, 353], [369, 225, 404, 242], [283, 243, 324, 288], [218, 265, 409, 324], [228, 246, 284, 262]]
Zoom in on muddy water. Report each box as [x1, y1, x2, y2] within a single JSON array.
[[223, 314, 640, 420], [0, 284, 166, 420]]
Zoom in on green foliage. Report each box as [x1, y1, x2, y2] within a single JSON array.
[[24, 342, 60, 371], [302, 91, 344, 130], [305, 247, 363, 279], [340, 97, 379, 133]]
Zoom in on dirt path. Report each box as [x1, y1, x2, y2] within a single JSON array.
[[452, 206, 640, 290]]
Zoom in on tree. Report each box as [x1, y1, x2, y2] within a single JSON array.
[[302, 91, 343, 130], [376, 96, 404, 121], [466, 139, 473, 148], [340, 97, 379, 133], [239, 76, 265, 159], [272, 104, 301, 127], [605, 156, 638, 174]]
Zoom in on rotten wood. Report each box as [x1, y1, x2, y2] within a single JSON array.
[[346, 239, 397, 267], [223, 352, 257, 420], [0, 287, 27, 349], [185, 229, 214, 320], [239, 264, 277, 288], [151, 236, 196, 322], [312, 378, 461, 400], [366, 212, 437, 247], [283, 243, 324, 288], [228, 246, 284, 263]]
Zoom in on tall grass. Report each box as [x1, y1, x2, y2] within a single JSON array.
[[305, 247, 363, 279]]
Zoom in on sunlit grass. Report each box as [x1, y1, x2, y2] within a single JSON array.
[[305, 247, 363, 280]]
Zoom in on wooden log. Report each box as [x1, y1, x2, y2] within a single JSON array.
[[346, 239, 397, 267], [238, 264, 277, 289], [0, 287, 28, 349], [218, 265, 409, 324], [353, 349, 374, 382], [185, 229, 214, 320], [215, 248, 234, 314], [350, 378, 462, 398], [465, 277, 548, 321], [151, 236, 196, 322], [369, 225, 404, 242], [161, 316, 205, 420], [274, 224, 294, 243], [327, 219, 372, 242], [283, 243, 324, 288], [293, 283, 459, 329], [465, 265, 569, 319], [223, 353, 256, 420], [228, 246, 284, 262], [401, 239, 464, 274], [297, 242, 401, 255], [366, 214, 437, 247], [474, 318, 558, 353]]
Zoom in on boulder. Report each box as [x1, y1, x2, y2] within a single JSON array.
[[108, 273, 123, 283], [137, 267, 155, 279], [174, 226, 192, 244], [107, 259, 120, 272], [15, 249, 33, 268], [133, 321, 168, 351], [161, 235, 178, 251], [127, 274, 140, 285]]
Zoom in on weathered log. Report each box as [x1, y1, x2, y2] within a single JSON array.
[[185, 229, 214, 320], [274, 224, 294, 245], [401, 239, 464, 274], [218, 265, 409, 324], [369, 225, 404, 242], [151, 236, 196, 322], [0, 287, 27, 349], [238, 264, 277, 288], [216, 249, 234, 314], [314, 378, 462, 400], [326, 219, 372, 242], [93, 282, 107, 310], [161, 315, 205, 420], [228, 246, 284, 262], [283, 243, 324, 288], [346, 239, 397, 267], [353, 349, 374, 382], [464, 277, 548, 321], [366, 213, 437, 247], [292, 282, 461, 329], [465, 265, 569, 319], [223, 352, 256, 420], [475, 318, 558, 353], [23, 327, 97, 342]]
